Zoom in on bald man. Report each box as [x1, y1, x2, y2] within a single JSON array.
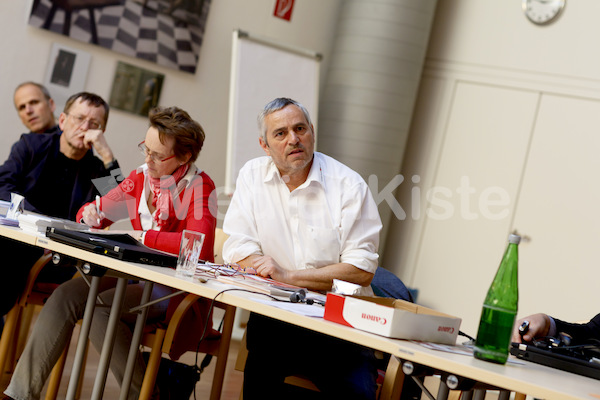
[[13, 82, 58, 134]]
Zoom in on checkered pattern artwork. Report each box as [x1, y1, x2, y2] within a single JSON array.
[[29, 0, 210, 74]]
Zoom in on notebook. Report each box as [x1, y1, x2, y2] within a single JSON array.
[[46, 227, 178, 268], [510, 342, 600, 380]]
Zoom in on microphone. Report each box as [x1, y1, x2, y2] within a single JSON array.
[[289, 288, 308, 303], [289, 289, 323, 305], [269, 288, 313, 304]]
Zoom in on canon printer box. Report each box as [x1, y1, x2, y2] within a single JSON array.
[[324, 293, 461, 345]]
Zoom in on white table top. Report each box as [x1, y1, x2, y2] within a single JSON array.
[[3, 224, 599, 400]]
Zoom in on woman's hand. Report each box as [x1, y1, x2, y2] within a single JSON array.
[[129, 230, 144, 242], [80, 203, 104, 227]]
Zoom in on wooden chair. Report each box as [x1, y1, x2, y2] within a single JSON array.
[[41, 228, 233, 400], [0, 250, 82, 400], [0, 226, 233, 399], [0, 251, 54, 377], [139, 294, 235, 400], [138, 227, 234, 400]]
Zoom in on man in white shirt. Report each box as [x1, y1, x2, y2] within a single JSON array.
[[223, 97, 382, 400]]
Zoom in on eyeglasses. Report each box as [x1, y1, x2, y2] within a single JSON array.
[[138, 141, 176, 163], [67, 114, 102, 130]]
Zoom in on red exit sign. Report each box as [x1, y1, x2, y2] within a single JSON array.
[[274, 0, 295, 21]]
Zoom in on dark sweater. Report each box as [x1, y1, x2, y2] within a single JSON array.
[[0, 131, 120, 220], [555, 313, 600, 344]]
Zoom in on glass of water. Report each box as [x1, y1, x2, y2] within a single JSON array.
[[175, 230, 205, 278]]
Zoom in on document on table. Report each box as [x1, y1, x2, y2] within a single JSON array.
[[413, 341, 525, 365], [0, 200, 17, 225], [17, 212, 88, 235], [0, 217, 19, 227], [413, 341, 473, 356], [251, 296, 325, 318]]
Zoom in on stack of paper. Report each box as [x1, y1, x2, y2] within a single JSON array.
[[0, 217, 19, 227], [0, 200, 16, 226], [18, 212, 88, 235], [0, 200, 11, 217]]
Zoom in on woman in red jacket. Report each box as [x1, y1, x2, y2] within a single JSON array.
[[4, 106, 216, 400]]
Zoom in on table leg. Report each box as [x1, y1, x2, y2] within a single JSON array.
[[66, 275, 101, 400], [472, 389, 486, 400], [461, 390, 473, 400], [90, 277, 128, 400], [497, 390, 511, 400], [119, 280, 154, 400], [436, 381, 450, 400]]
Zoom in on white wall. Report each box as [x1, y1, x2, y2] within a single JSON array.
[[0, 0, 341, 224], [384, 0, 600, 335], [426, 0, 600, 80]]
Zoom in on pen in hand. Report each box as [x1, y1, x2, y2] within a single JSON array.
[[95, 195, 101, 225], [518, 320, 530, 342]]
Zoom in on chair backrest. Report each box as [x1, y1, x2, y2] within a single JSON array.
[[139, 225, 236, 400], [370, 267, 414, 303], [157, 227, 230, 359], [213, 228, 228, 264]]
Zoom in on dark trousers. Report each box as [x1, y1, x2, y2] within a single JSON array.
[[243, 313, 378, 400]]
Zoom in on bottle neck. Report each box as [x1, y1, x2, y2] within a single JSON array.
[[484, 242, 519, 309]]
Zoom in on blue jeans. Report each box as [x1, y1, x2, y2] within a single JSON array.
[[5, 276, 171, 400], [243, 313, 378, 400]]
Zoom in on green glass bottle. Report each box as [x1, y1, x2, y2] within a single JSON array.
[[474, 233, 520, 364]]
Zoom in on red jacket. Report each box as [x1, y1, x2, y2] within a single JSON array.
[[76, 167, 217, 261], [77, 166, 219, 360]]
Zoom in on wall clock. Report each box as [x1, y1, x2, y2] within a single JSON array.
[[522, 0, 566, 25]]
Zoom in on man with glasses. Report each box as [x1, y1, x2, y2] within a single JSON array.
[[0, 91, 122, 316]]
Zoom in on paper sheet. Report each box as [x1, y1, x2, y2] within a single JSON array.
[[251, 297, 325, 318]]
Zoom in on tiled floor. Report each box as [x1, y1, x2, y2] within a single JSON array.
[[27, 0, 210, 73]]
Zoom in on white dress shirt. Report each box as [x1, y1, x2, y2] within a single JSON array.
[[223, 152, 382, 274]]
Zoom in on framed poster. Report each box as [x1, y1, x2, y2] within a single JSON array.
[[109, 61, 164, 117], [43, 43, 91, 113], [29, 0, 211, 74]]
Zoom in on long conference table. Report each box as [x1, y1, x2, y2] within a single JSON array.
[[2, 224, 599, 400]]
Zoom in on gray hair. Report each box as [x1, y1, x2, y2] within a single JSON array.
[[257, 98, 313, 143]]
